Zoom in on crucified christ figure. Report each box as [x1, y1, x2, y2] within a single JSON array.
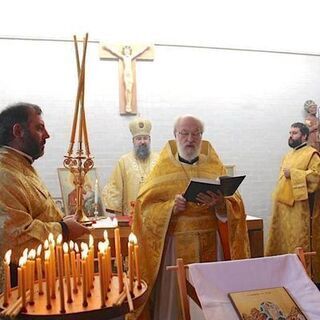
[[102, 45, 150, 113]]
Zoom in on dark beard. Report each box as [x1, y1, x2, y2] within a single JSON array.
[[134, 145, 150, 160], [288, 138, 302, 148], [21, 128, 43, 160]]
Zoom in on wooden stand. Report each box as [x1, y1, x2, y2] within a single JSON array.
[[0, 275, 147, 320], [167, 251, 315, 320]]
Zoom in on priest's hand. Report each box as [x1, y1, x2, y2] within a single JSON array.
[[63, 216, 91, 240], [173, 194, 187, 214], [196, 190, 224, 208]]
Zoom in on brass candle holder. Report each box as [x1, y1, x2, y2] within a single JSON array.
[[64, 33, 93, 222]]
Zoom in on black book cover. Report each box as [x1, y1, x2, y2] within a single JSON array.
[[184, 175, 246, 202]]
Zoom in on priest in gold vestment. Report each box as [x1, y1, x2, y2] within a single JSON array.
[[0, 102, 89, 290], [102, 117, 158, 215], [131, 115, 250, 320], [266, 122, 320, 282]]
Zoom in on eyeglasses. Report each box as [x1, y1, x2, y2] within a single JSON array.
[[177, 131, 202, 138]]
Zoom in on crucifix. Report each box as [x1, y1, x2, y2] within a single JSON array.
[[99, 43, 154, 115]]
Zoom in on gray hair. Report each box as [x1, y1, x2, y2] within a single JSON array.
[[173, 114, 204, 136]]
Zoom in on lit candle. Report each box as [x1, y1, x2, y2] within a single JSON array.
[[28, 249, 36, 305], [75, 243, 81, 286], [21, 256, 27, 312], [3, 250, 12, 307], [18, 257, 22, 298], [132, 234, 141, 289], [22, 248, 29, 291], [106, 244, 112, 287], [94, 179, 99, 205], [81, 250, 88, 307], [48, 233, 56, 299], [63, 242, 73, 303], [98, 242, 106, 307], [69, 241, 78, 293], [44, 250, 51, 309], [88, 234, 95, 289], [81, 242, 89, 297], [56, 235, 65, 313], [128, 233, 135, 293], [114, 228, 124, 293], [36, 244, 43, 295], [104, 239, 111, 294]]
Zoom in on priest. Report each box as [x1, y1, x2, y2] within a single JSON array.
[[131, 114, 250, 320]]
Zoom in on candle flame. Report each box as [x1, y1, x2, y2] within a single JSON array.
[[4, 250, 12, 264], [131, 233, 138, 245], [19, 256, 24, 267], [74, 243, 79, 253], [28, 249, 36, 260], [98, 241, 105, 253], [81, 250, 88, 260], [57, 234, 63, 245], [103, 230, 108, 241], [37, 244, 42, 257], [128, 232, 136, 243], [44, 250, 50, 261], [89, 234, 94, 247], [69, 240, 74, 250], [44, 239, 49, 250], [63, 242, 69, 254], [48, 233, 54, 243], [80, 242, 88, 252], [23, 248, 28, 259], [104, 239, 110, 248]]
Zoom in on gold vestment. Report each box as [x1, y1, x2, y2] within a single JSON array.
[[131, 140, 250, 319], [102, 151, 158, 214], [0, 147, 63, 286], [265, 145, 320, 282]]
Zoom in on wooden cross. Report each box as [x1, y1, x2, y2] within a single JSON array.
[[99, 43, 154, 115]]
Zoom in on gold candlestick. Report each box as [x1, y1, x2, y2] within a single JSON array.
[[64, 33, 93, 222]]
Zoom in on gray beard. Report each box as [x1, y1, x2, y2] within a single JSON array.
[[134, 145, 150, 160]]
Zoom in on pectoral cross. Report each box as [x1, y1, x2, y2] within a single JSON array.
[[99, 43, 154, 115]]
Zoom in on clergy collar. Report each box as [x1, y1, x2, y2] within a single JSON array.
[[294, 142, 307, 151], [178, 154, 199, 165], [3, 145, 34, 163]]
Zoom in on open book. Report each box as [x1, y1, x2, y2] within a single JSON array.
[[184, 175, 246, 202]]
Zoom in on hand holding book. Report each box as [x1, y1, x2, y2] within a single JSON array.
[[184, 175, 246, 203], [195, 190, 224, 208]]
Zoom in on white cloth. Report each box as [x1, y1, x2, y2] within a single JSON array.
[[188, 254, 320, 319]]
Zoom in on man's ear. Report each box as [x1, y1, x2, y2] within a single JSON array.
[[12, 123, 24, 138]]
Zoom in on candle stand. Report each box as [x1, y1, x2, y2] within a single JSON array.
[[0, 276, 147, 320]]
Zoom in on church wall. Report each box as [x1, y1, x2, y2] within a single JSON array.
[[0, 37, 319, 243]]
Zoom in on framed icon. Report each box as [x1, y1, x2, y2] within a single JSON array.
[[57, 168, 104, 217]]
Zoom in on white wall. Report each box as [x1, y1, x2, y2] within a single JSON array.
[[1, 1, 320, 244]]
